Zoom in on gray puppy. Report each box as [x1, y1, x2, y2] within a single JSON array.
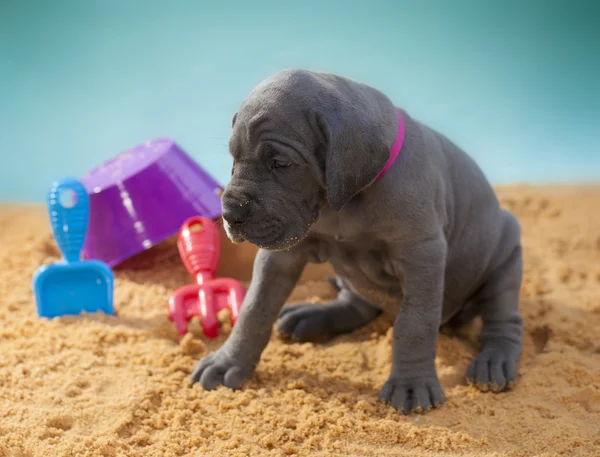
[[190, 69, 523, 414]]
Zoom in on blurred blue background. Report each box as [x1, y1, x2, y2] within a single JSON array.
[[1, 0, 598, 203]]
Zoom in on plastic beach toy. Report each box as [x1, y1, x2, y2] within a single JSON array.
[[32, 178, 114, 318], [80, 138, 223, 268], [168, 216, 245, 338]]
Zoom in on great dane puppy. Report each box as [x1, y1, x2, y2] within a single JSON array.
[[190, 69, 523, 414]]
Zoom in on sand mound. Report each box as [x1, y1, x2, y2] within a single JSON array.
[[0, 185, 599, 456]]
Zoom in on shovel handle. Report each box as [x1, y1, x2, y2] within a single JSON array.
[[47, 177, 89, 263]]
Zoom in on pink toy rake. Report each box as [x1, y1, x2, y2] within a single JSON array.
[[168, 216, 245, 338]]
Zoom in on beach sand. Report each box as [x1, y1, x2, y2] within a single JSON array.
[[0, 185, 599, 457]]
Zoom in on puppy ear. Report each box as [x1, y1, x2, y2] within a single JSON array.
[[316, 109, 390, 211], [231, 112, 238, 128]]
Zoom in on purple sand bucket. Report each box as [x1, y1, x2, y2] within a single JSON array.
[[81, 138, 223, 267]]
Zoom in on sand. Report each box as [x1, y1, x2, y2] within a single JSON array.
[[0, 185, 599, 457]]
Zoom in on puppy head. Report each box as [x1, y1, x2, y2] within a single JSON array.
[[221, 69, 394, 251]]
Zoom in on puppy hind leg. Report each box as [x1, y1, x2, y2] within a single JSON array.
[[277, 284, 381, 342], [466, 245, 524, 392], [443, 299, 480, 330], [327, 276, 344, 292]]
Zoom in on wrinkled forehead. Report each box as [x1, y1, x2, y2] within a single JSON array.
[[229, 85, 314, 158]]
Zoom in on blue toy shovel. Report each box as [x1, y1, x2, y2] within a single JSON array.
[[33, 177, 115, 318]]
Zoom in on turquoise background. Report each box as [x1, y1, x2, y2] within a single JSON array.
[[1, 0, 599, 203]]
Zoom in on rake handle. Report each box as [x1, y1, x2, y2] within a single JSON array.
[[177, 216, 220, 284]]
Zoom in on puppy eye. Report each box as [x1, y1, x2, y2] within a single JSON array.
[[271, 158, 291, 170]]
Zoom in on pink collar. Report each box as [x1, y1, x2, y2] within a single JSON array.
[[375, 109, 405, 180]]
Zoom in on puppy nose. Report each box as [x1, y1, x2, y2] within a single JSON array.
[[222, 201, 250, 225]]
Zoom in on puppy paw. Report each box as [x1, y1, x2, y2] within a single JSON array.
[[378, 374, 445, 415], [190, 346, 255, 390], [277, 303, 333, 342], [466, 345, 519, 392]]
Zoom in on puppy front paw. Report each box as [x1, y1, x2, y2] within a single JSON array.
[[378, 374, 445, 415], [190, 346, 256, 391], [466, 345, 519, 392]]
